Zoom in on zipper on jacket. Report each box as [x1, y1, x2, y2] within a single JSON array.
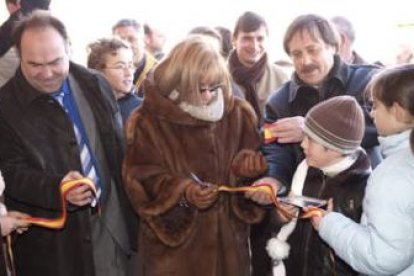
[[302, 173, 327, 275]]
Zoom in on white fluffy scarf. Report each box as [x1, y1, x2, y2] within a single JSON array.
[[0, 171, 7, 215], [169, 88, 225, 122], [266, 153, 358, 275]]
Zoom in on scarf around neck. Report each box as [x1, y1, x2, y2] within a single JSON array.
[[229, 51, 267, 123], [379, 129, 411, 158], [320, 151, 359, 177], [169, 88, 225, 122], [0, 171, 7, 215], [267, 154, 359, 275]]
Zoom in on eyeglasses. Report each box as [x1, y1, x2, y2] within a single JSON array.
[[199, 84, 222, 94], [105, 63, 135, 71]]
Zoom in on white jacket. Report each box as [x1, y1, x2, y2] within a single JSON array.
[[319, 130, 414, 275]]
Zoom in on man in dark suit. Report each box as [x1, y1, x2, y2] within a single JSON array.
[[0, 11, 136, 276]]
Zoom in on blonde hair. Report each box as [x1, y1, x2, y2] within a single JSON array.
[[154, 34, 231, 105]]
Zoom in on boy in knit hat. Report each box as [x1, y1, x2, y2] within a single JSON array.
[[266, 95, 371, 276]]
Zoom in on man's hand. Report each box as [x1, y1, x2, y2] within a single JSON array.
[[245, 177, 281, 205], [63, 171, 94, 206], [267, 116, 305, 143], [185, 183, 218, 210], [232, 149, 268, 178]]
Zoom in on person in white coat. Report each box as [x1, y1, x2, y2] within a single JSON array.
[[311, 64, 414, 275]]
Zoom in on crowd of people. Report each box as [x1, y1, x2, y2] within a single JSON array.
[[0, 1, 414, 276]]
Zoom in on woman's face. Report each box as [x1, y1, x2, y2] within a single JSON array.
[[199, 83, 222, 105], [370, 96, 413, 136], [370, 98, 396, 136], [102, 48, 134, 98]]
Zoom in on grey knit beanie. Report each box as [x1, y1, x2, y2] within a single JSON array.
[[303, 95, 365, 154]]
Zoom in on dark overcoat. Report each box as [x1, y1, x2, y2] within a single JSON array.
[[0, 63, 134, 276]]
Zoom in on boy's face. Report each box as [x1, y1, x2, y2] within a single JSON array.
[[301, 135, 343, 168], [102, 47, 134, 98]]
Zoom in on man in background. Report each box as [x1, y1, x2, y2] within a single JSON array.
[[5, 0, 20, 14], [228, 11, 288, 276], [144, 23, 166, 60], [331, 16, 368, 64], [0, 0, 21, 87], [0, 0, 51, 87], [113, 18, 157, 96], [228, 11, 288, 125]]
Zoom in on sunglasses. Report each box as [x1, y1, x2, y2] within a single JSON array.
[[199, 84, 222, 94]]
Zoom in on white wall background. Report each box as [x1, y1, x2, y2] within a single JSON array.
[[2, 0, 414, 65]]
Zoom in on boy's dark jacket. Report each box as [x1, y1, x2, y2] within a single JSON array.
[[285, 149, 370, 276]]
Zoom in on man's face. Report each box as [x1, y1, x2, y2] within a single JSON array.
[[288, 30, 336, 86], [233, 25, 267, 67], [145, 28, 165, 53], [20, 26, 70, 94], [6, 1, 21, 14], [113, 26, 145, 65]]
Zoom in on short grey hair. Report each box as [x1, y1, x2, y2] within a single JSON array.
[[331, 16, 355, 44]]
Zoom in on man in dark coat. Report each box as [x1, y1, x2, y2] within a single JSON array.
[[246, 14, 380, 276], [0, 11, 136, 276], [0, 0, 51, 87], [112, 18, 157, 97]]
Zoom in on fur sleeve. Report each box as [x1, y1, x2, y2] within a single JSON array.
[[123, 111, 197, 247], [229, 100, 265, 223]]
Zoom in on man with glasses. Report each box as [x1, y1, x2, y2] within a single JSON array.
[[112, 18, 157, 96]]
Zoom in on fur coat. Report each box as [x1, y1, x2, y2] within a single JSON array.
[[123, 81, 265, 276]]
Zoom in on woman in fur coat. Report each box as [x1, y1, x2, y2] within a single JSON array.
[[123, 35, 266, 276]]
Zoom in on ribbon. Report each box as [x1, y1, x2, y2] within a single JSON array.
[[263, 123, 277, 144], [217, 183, 323, 219], [25, 178, 97, 229]]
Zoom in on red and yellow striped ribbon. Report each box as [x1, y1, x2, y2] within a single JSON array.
[[5, 178, 97, 275], [25, 178, 97, 229], [263, 123, 277, 144], [218, 183, 323, 218]]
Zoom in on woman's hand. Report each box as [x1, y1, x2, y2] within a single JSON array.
[[232, 149, 268, 178], [185, 183, 218, 210]]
